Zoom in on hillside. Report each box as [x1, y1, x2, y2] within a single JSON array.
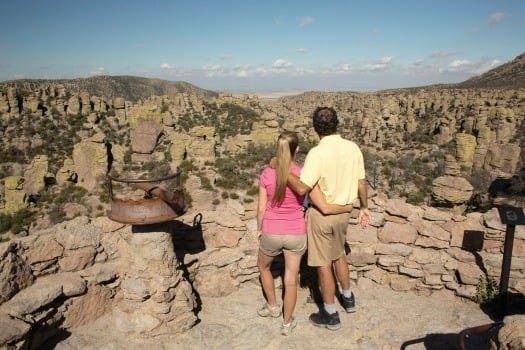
[[455, 52, 525, 89], [0, 75, 219, 102]]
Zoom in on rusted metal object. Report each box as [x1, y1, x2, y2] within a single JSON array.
[[106, 167, 187, 225], [457, 322, 502, 350]]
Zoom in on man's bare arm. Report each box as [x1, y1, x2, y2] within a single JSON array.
[[287, 172, 311, 196], [270, 156, 312, 195], [357, 178, 371, 228], [309, 185, 353, 214]]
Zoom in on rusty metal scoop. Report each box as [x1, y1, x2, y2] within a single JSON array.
[[106, 167, 187, 225]]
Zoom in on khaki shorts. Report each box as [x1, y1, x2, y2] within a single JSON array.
[[306, 206, 351, 267], [259, 233, 307, 257]]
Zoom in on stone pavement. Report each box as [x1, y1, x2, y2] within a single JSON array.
[[54, 278, 495, 350]]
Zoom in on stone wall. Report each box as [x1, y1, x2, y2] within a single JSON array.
[[0, 194, 524, 348]]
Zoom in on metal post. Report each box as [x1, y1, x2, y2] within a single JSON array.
[[496, 206, 525, 317], [499, 224, 515, 314]]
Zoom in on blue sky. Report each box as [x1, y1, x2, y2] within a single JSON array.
[[0, 0, 524, 93]]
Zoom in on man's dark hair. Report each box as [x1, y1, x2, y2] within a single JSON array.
[[312, 107, 338, 136]]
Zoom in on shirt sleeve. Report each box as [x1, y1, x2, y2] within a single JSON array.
[[356, 146, 366, 180], [299, 149, 320, 188]]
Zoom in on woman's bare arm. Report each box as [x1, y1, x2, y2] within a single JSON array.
[[257, 184, 267, 240]]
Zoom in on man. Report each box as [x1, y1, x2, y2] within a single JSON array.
[[286, 106, 370, 330]]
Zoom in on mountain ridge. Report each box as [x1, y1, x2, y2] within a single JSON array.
[[0, 75, 219, 102], [1, 52, 524, 100]]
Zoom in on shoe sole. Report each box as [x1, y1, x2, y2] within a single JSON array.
[[345, 306, 356, 313], [258, 312, 281, 318], [309, 319, 341, 331]]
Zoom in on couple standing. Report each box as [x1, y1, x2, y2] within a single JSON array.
[[256, 106, 371, 335]]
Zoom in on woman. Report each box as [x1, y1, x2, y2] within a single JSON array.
[[257, 131, 352, 336]]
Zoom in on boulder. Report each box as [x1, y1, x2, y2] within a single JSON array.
[[72, 134, 108, 191], [432, 175, 473, 205]]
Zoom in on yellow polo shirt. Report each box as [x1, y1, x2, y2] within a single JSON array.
[[300, 134, 365, 205]]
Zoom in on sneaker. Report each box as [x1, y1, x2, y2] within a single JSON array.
[[257, 303, 281, 318], [280, 316, 297, 336], [309, 309, 341, 330], [340, 292, 356, 313]]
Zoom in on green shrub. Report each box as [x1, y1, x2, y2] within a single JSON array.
[[246, 186, 259, 196], [0, 213, 12, 233], [1, 208, 35, 235], [473, 276, 499, 305], [212, 198, 220, 205]]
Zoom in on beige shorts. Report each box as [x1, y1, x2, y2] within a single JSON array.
[[306, 206, 351, 267], [259, 233, 307, 257]]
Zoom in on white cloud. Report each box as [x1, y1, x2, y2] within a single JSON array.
[[160, 63, 173, 70], [413, 59, 424, 67], [90, 67, 106, 75], [272, 59, 293, 69], [338, 63, 353, 73], [202, 64, 230, 77], [447, 59, 471, 71], [362, 56, 393, 72], [300, 17, 314, 27], [488, 12, 509, 25], [441, 57, 501, 75], [430, 51, 456, 59]]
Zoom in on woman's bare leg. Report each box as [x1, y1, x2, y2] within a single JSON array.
[[257, 251, 277, 307], [282, 253, 302, 324]]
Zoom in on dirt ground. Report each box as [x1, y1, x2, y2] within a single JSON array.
[[51, 277, 497, 350]]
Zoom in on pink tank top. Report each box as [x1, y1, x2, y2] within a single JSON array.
[[259, 164, 306, 235]]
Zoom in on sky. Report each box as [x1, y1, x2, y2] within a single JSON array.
[[0, 0, 524, 94]]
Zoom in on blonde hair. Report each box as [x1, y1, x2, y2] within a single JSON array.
[[272, 131, 299, 206]]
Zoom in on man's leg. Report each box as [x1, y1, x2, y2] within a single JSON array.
[[310, 264, 341, 330], [307, 207, 341, 330], [334, 254, 355, 312], [318, 264, 336, 305], [334, 255, 350, 291]]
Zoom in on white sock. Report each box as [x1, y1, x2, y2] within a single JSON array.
[[324, 303, 337, 314], [343, 289, 352, 298]]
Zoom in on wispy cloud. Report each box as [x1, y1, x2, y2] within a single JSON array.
[[90, 67, 106, 75], [441, 57, 501, 75], [156, 53, 502, 86], [430, 51, 457, 59], [300, 17, 314, 27], [292, 48, 307, 54], [488, 12, 509, 25], [362, 56, 393, 72]]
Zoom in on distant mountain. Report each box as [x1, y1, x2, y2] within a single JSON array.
[[454, 52, 525, 89], [0, 75, 219, 102]]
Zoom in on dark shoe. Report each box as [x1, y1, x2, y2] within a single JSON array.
[[340, 292, 356, 313], [309, 309, 341, 330]]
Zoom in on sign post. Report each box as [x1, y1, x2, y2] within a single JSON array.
[[496, 206, 525, 315]]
